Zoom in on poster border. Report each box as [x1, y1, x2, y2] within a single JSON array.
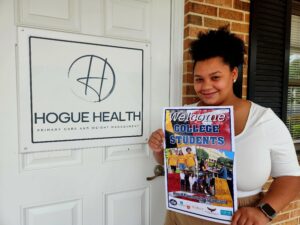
[[162, 106, 237, 224]]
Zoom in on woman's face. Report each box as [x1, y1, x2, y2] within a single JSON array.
[[193, 57, 238, 106]]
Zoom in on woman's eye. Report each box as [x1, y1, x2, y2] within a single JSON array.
[[211, 76, 220, 81], [194, 78, 203, 82]]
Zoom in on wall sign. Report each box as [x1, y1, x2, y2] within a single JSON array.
[[17, 27, 150, 152]]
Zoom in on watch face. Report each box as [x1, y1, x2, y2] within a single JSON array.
[[261, 203, 276, 217]]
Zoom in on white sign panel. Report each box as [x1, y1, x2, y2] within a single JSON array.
[[17, 27, 150, 152]]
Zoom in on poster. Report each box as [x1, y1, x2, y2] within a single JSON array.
[[17, 27, 150, 152], [163, 106, 237, 224]]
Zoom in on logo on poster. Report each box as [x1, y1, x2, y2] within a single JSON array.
[[207, 207, 217, 213], [68, 55, 116, 102], [169, 199, 177, 206]]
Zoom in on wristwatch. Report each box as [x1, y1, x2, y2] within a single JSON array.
[[257, 203, 277, 220]]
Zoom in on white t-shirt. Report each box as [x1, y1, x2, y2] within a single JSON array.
[[180, 171, 185, 180], [188, 102, 300, 197]]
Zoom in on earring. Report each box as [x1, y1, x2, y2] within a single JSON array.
[[233, 79, 237, 83]]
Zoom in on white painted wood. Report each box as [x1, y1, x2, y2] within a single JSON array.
[[17, 0, 80, 31], [104, 0, 150, 41], [80, 0, 104, 36], [22, 199, 82, 225], [170, 0, 184, 107], [0, 0, 184, 224], [104, 187, 149, 225], [104, 144, 149, 162], [21, 150, 82, 171]]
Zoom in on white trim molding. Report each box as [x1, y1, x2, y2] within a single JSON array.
[[170, 0, 184, 106]]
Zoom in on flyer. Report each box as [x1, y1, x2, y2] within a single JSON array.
[[163, 106, 237, 224]]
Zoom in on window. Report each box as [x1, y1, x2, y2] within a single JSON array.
[[248, 0, 300, 153], [288, 4, 300, 143]]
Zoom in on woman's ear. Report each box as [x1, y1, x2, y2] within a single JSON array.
[[232, 66, 239, 83]]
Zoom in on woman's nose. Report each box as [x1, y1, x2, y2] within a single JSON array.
[[201, 80, 212, 90]]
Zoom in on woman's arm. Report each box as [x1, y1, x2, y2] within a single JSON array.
[[259, 176, 300, 212], [232, 176, 300, 225]]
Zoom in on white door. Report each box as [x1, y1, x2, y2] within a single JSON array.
[[0, 0, 183, 225]]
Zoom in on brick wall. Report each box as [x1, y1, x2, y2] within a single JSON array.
[[262, 180, 300, 225], [183, 0, 300, 224], [183, 0, 250, 105]]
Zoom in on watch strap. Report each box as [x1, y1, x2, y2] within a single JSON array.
[[257, 203, 277, 220]]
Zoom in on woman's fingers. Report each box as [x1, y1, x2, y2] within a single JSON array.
[[148, 129, 164, 152]]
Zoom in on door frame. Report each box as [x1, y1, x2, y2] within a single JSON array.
[[170, 0, 184, 107]]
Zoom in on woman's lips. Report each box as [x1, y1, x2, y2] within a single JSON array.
[[201, 91, 218, 98]]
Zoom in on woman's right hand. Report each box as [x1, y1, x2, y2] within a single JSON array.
[[148, 129, 164, 153]]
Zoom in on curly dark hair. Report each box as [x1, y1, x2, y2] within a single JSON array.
[[189, 26, 245, 71]]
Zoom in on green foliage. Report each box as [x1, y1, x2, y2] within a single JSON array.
[[217, 157, 233, 168], [196, 148, 209, 161], [289, 60, 300, 80]]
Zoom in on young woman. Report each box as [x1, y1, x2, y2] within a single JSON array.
[[148, 27, 300, 225], [168, 149, 178, 173], [177, 149, 186, 171]]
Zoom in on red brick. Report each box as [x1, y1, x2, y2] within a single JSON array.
[[233, 0, 250, 11], [182, 97, 200, 105], [185, 2, 192, 14], [243, 55, 248, 65], [186, 14, 203, 26], [234, 33, 244, 41], [290, 209, 300, 218], [184, 27, 189, 37], [231, 22, 249, 33], [281, 218, 299, 225], [242, 87, 247, 98], [219, 8, 243, 21], [189, 3, 218, 16], [183, 62, 188, 73], [184, 39, 193, 51], [204, 17, 230, 29], [183, 51, 192, 61], [205, 0, 232, 8], [182, 85, 196, 95], [183, 73, 195, 83], [272, 212, 290, 223], [244, 13, 250, 22], [242, 76, 247, 86], [187, 26, 208, 38], [187, 61, 193, 72], [183, 61, 194, 73], [262, 179, 273, 191], [183, 62, 187, 73], [282, 201, 300, 212], [191, 0, 205, 3], [245, 45, 249, 55], [244, 34, 249, 45], [242, 65, 248, 75]]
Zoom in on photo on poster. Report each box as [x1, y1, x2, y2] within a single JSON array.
[[163, 107, 237, 224]]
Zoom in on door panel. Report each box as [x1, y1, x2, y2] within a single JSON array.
[[18, 0, 80, 31], [0, 0, 172, 224], [104, 187, 149, 225], [104, 0, 151, 40], [22, 199, 82, 225]]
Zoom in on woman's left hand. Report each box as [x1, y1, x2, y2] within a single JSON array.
[[231, 207, 270, 225]]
